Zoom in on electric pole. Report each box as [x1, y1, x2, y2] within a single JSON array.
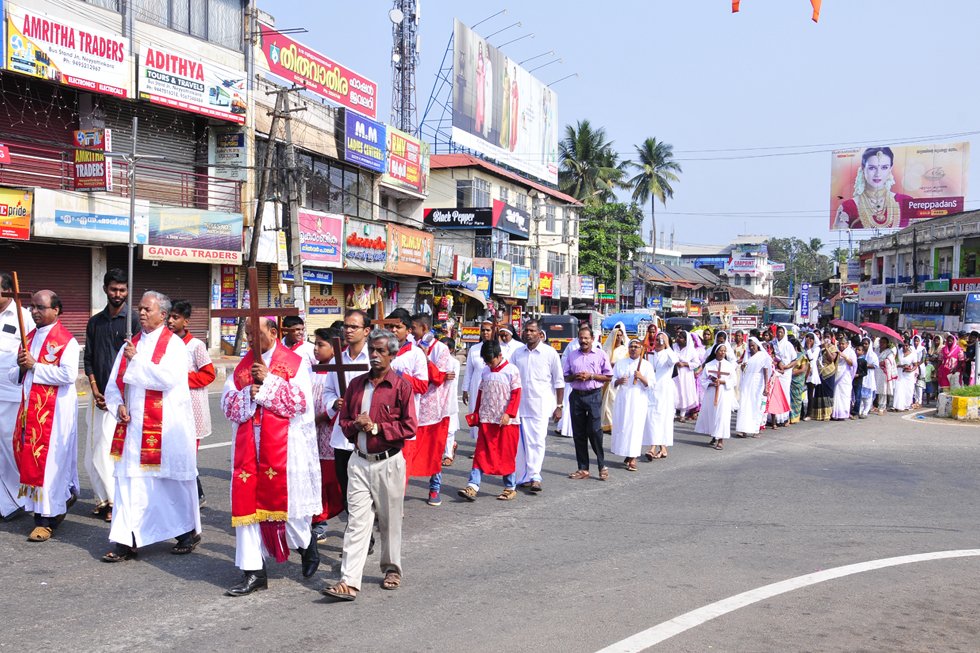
[[282, 90, 306, 316], [615, 233, 622, 313]]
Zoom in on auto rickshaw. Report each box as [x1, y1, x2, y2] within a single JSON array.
[[539, 314, 580, 354]]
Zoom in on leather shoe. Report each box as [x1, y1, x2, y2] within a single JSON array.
[[225, 569, 268, 597], [298, 540, 320, 578]]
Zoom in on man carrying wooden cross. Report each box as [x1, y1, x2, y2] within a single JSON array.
[[0, 271, 34, 522]]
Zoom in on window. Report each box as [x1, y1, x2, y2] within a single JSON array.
[[545, 205, 556, 232], [509, 244, 527, 266], [547, 251, 567, 276], [732, 275, 741, 286], [515, 193, 528, 211], [475, 235, 492, 259], [133, 0, 243, 50], [285, 146, 373, 220], [499, 187, 509, 204], [456, 178, 491, 207]]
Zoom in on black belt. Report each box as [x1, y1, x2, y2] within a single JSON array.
[[355, 447, 401, 462], [572, 387, 602, 395]]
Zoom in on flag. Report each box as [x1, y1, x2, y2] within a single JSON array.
[[732, 0, 821, 22]]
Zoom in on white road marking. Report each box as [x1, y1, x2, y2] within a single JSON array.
[[198, 440, 233, 450], [596, 549, 980, 652]]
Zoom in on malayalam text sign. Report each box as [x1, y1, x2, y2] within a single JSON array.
[[383, 126, 428, 194], [72, 129, 112, 192], [298, 209, 342, 267], [386, 223, 433, 277]]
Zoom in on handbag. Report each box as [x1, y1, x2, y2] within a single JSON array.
[[465, 412, 479, 427]]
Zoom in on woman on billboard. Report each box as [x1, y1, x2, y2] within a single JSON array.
[[834, 146, 911, 229]]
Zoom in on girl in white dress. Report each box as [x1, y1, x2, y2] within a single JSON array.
[[695, 343, 737, 449], [673, 330, 701, 421]]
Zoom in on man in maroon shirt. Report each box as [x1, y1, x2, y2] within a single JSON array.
[[322, 329, 417, 601]]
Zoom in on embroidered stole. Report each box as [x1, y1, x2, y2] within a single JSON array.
[[109, 328, 173, 467], [14, 322, 73, 501]]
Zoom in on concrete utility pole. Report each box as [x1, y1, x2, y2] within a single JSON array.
[[615, 233, 622, 313]]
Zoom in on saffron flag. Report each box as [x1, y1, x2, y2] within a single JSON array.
[[731, 0, 821, 22]]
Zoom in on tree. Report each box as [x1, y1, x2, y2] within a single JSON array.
[[578, 202, 645, 287], [558, 120, 626, 204], [766, 237, 834, 295], [627, 137, 682, 256]]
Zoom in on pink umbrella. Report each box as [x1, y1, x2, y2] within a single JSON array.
[[829, 318, 861, 335], [860, 322, 903, 343]]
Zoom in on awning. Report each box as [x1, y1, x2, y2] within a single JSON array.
[[451, 286, 488, 307]]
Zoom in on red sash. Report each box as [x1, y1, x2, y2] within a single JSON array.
[[230, 345, 301, 527], [14, 322, 73, 500], [109, 328, 173, 468]]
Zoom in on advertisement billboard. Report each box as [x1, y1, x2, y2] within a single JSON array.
[[257, 23, 377, 119], [144, 208, 243, 264], [424, 207, 494, 229], [451, 18, 559, 185], [386, 224, 433, 277], [830, 142, 969, 230], [492, 259, 512, 296], [4, 2, 131, 97], [473, 265, 492, 300], [512, 265, 530, 300], [727, 256, 760, 275], [0, 186, 31, 240], [539, 272, 554, 298], [344, 111, 385, 172], [344, 217, 387, 271], [298, 209, 342, 267], [33, 189, 149, 244], [139, 44, 246, 123], [72, 129, 112, 192], [383, 126, 428, 195]]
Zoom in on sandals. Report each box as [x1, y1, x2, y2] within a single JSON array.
[[27, 526, 53, 542], [322, 581, 358, 601], [713, 441, 724, 450], [496, 489, 518, 501], [172, 533, 202, 555], [457, 486, 478, 501], [598, 467, 609, 481], [441, 457, 454, 467], [102, 546, 138, 563], [708, 438, 718, 447], [625, 459, 638, 472], [568, 470, 590, 480], [381, 570, 401, 590], [644, 450, 656, 461]]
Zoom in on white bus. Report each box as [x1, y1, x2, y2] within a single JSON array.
[[898, 291, 980, 333]]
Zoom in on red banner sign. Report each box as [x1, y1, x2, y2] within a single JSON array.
[[72, 129, 112, 192], [539, 272, 554, 297], [951, 277, 980, 292], [0, 144, 10, 164]]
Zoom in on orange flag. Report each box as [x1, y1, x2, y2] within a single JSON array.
[[732, 0, 821, 22], [732, 0, 740, 12]]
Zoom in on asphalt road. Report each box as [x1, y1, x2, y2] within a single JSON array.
[[1, 395, 978, 652]]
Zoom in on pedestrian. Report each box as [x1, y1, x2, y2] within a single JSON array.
[[281, 315, 317, 367], [609, 339, 651, 471], [938, 333, 962, 394], [511, 319, 564, 492], [695, 343, 736, 450], [221, 315, 320, 594], [643, 331, 678, 460], [83, 268, 139, 523], [858, 337, 878, 418], [10, 290, 79, 542], [388, 312, 428, 472], [832, 334, 857, 420], [555, 335, 580, 438], [0, 270, 34, 522], [440, 337, 462, 467], [167, 299, 216, 507], [462, 319, 495, 441], [788, 336, 808, 424], [892, 340, 918, 412], [322, 329, 417, 601], [497, 325, 521, 359], [102, 292, 201, 562], [811, 336, 838, 421], [803, 332, 821, 419], [922, 358, 937, 405], [735, 337, 769, 436], [673, 330, 701, 422], [563, 325, 612, 481], [310, 326, 345, 542], [772, 326, 795, 426], [600, 322, 628, 434], [875, 337, 897, 414]]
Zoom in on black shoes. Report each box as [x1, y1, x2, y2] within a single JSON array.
[[226, 568, 268, 596], [298, 540, 320, 578]]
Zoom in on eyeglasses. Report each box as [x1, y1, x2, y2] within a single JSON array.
[[343, 323, 367, 330]]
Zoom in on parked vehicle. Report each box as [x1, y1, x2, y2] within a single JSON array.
[[665, 316, 701, 337], [565, 309, 602, 335], [601, 312, 661, 340], [540, 314, 580, 354]]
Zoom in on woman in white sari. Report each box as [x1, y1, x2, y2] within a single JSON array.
[[643, 332, 678, 460], [610, 340, 652, 471], [875, 337, 897, 414], [832, 335, 857, 420], [803, 332, 821, 420], [695, 343, 737, 449], [772, 326, 796, 426], [736, 337, 770, 436], [892, 340, 918, 411], [600, 322, 628, 433], [673, 330, 702, 421]]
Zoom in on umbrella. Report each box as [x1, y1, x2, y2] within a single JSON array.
[[829, 318, 861, 335], [860, 322, 903, 343]]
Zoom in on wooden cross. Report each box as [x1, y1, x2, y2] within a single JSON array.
[[311, 337, 368, 396], [708, 368, 730, 406], [370, 298, 401, 331], [211, 267, 299, 360], [1, 272, 32, 351]]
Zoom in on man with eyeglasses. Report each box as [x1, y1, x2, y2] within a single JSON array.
[[9, 290, 80, 542], [0, 271, 34, 522]]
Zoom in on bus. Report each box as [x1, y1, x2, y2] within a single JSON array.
[[898, 291, 980, 333]]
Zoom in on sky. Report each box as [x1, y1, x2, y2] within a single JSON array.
[[270, 0, 980, 254]]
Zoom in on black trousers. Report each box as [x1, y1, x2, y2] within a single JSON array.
[[569, 389, 605, 471], [334, 448, 353, 514]]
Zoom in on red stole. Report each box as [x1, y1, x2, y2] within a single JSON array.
[[230, 344, 302, 527], [14, 322, 73, 500], [109, 328, 173, 468]]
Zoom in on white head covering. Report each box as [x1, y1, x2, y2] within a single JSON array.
[[603, 321, 627, 360]]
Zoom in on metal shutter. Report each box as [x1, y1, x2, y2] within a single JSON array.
[[0, 76, 77, 188]]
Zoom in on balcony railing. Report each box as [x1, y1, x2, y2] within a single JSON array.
[[0, 139, 242, 212]]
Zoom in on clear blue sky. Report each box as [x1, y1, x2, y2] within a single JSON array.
[[270, 0, 980, 252]]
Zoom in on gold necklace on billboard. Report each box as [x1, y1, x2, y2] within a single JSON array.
[[858, 189, 891, 227]]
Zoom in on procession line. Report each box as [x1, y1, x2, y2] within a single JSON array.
[[595, 549, 980, 653]]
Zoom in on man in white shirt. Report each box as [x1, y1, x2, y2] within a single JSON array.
[[0, 271, 34, 522], [511, 319, 564, 493]]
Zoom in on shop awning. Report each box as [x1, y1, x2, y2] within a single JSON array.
[[451, 286, 488, 307]]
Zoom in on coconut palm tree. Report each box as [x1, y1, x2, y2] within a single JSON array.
[[558, 120, 626, 204], [627, 138, 682, 256]]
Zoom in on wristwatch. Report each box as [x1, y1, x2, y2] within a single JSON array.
[[370, 422, 379, 436]]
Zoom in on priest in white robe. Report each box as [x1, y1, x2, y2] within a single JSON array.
[[643, 332, 678, 460], [9, 290, 78, 542], [695, 343, 736, 449], [103, 291, 200, 562], [609, 340, 652, 471], [222, 316, 321, 596], [0, 271, 35, 522]]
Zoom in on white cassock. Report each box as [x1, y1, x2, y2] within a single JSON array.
[[284, 338, 317, 368], [221, 344, 320, 571], [512, 342, 564, 484], [736, 351, 769, 435], [773, 336, 796, 424], [610, 356, 653, 458], [0, 302, 34, 517], [695, 359, 736, 440], [832, 345, 857, 419], [104, 325, 200, 547], [462, 341, 489, 440], [892, 349, 917, 411], [443, 355, 462, 458], [7, 322, 79, 517], [644, 347, 679, 447]]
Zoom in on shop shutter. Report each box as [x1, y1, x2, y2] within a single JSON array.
[[0, 76, 77, 188], [306, 282, 346, 333], [0, 242, 92, 345]]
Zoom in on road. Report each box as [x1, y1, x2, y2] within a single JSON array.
[[1, 395, 978, 652]]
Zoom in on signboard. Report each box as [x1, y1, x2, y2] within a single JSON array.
[[435, 244, 454, 278], [770, 262, 786, 273], [923, 279, 950, 292], [215, 131, 247, 182], [670, 299, 687, 312], [71, 129, 112, 191], [830, 142, 969, 230], [539, 272, 554, 298], [386, 224, 433, 276], [841, 283, 859, 298], [33, 189, 149, 244], [451, 19, 558, 184], [257, 23, 377, 119], [580, 276, 595, 296], [461, 325, 481, 343], [727, 256, 760, 275], [510, 305, 522, 330], [800, 282, 810, 318], [383, 126, 428, 195], [307, 285, 343, 315], [598, 283, 606, 294], [694, 257, 728, 269], [473, 265, 492, 300], [730, 315, 760, 329], [424, 206, 493, 229], [454, 255, 476, 286], [512, 265, 530, 300], [647, 296, 663, 311], [344, 217, 387, 271], [858, 281, 886, 307], [298, 209, 342, 267], [952, 278, 980, 292], [846, 258, 862, 282], [492, 259, 512, 296], [281, 268, 334, 285], [493, 199, 530, 240], [0, 144, 9, 164], [144, 208, 243, 264], [4, 2, 131, 98], [139, 44, 246, 123], [344, 110, 385, 172], [0, 186, 31, 240]]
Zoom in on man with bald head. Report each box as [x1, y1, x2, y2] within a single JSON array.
[[102, 291, 200, 562], [9, 290, 80, 542]]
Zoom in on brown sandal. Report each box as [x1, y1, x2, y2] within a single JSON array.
[[322, 581, 357, 601], [568, 470, 590, 480], [27, 526, 53, 542], [381, 570, 401, 590]]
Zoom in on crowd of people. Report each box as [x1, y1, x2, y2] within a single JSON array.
[[1, 266, 977, 602]]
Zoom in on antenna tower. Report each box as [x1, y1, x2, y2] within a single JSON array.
[[389, 0, 420, 133]]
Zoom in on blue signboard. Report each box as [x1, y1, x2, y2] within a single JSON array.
[[579, 275, 595, 295], [344, 111, 386, 172], [800, 282, 810, 318], [647, 296, 663, 311], [282, 269, 335, 285], [473, 266, 492, 301]]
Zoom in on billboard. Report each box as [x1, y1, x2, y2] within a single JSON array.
[[512, 265, 530, 300], [539, 272, 554, 298], [139, 44, 246, 124], [344, 217, 387, 271], [0, 187, 31, 240], [298, 209, 343, 267], [144, 208, 243, 264], [383, 126, 428, 195], [830, 142, 969, 230], [386, 224, 433, 277], [257, 23, 377, 119], [492, 259, 512, 296], [451, 18, 558, 184], [33, 189, 149, 244], [72, 129, 112, 192], [4, 2, 131, 98], [344, 111, 385, 172]]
